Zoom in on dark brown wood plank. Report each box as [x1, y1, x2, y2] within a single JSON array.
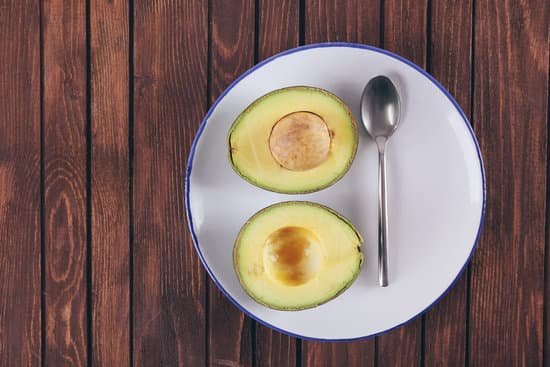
[[470, 0, 548, 365], [258, 0, 299, 60], [375, 1, 427, 366], [0, 1, 41, 365], [256, 328, 297, 367], [304, 344, 374, 367], [42, 0, 88, 365], [305, 0, 380, 45], [208, 0, 255, 365], [90, 0, 130, 365], [423, 0, 472, 366], [302, 1, 379, 365], [133, 0, 208, 365], [377, 326, 421, 367], [254, 2, 300, 365], [383, 0, 427, 68]]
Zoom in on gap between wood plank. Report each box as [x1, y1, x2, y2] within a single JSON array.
[[299, 0, 305, 46], [251, 0, 260, 365], [420, 0, 432, 365], [39, 0, 46, 365], [465, 0, 477, 365], [205, 0, 212, 364], [543, 35, 550, 367], [379, 0, 385, 48], [128, 0, 136, 365], [297, 1, 306, 364], [85, 0, 93, 365]]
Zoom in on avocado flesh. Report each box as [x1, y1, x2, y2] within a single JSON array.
[[234, 201, 363, 311], [228, 86, 358, 194]]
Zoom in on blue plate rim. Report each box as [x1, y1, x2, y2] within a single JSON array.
[[184, 42, 487, 342]]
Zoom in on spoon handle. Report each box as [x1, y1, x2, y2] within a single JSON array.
[[378, 143, 389, 286]]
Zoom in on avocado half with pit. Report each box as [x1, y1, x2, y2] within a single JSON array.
[[228, 86, 359, 194], [233, 201, 363, 310]]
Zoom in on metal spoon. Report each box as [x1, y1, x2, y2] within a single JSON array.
[[360, 76, 401, 287]]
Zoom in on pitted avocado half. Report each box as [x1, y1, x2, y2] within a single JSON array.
[[234, 201, 363, 311], [228, 86, 358, 194]]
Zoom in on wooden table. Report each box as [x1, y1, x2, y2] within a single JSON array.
[[1, 0, 548, 366]]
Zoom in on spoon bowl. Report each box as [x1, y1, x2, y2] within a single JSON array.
[[361, 76, 401, 141]]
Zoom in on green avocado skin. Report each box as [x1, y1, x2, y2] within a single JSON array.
[[233, 201, 364, 311], [227, 86, 359, 194]]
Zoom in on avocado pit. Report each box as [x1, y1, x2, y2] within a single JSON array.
[[269, 112, 331, 171], [263, 226, 323, 286]]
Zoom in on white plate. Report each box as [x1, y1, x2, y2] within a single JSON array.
[[186, 43, 485, 341]]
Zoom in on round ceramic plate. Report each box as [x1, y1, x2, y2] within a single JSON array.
[[186, 43, 485, 341]]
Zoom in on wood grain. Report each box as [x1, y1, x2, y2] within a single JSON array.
[[256, 328, 296, 367], [304, 343, 374, 367], [305, 0, 380, 45], [255, 1, 299, 365], [383, 0, 427, 67], [423, 1, 472, 366], [42, 0, 88, 365], [258, 0, 299, 60], [133, 0, 208, 365], [208, 0, 255, 366], [1, 1, 550, 365], [90, 0, 130, 365], [303, 1, 379, 365], [0, 1, 41, 365], [375, 1, 427, 366], [470, 0, 548, 365]]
